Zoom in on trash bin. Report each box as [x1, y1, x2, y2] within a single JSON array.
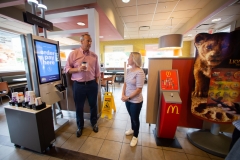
[[157, 92, 182, 139]]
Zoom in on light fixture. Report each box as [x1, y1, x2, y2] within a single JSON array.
[[158, 17, 183, 50], [38, 4, 47, 10], [159, 34, 183, 50], [212, 18, 221, 22], [99, 36, 104, 38], [77, 22, 85, 26], [27, 0, 38, 4], [122, 0, 130, 3]]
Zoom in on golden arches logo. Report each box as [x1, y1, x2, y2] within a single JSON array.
[[166, 71, 171, 77], [167, 105, 179, 114]]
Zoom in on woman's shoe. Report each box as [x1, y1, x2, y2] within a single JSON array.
[[125, 129, 134, 135], [130, 136, 138, 147]]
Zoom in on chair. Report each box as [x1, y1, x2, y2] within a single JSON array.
[[101, 79, 107, 93], [108, 75, 116, 92], [0, 82, 10, 104]]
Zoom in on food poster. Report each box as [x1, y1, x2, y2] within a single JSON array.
[[160, 70, 179, 91]]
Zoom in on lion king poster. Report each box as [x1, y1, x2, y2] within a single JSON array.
[[191, 30, 240, 123]]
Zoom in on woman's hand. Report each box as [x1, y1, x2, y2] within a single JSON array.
[[121, 95, 128, 102]]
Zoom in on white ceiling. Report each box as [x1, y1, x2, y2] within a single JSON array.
[[112, 0, 240, 40], [0, 0, 240, 44]]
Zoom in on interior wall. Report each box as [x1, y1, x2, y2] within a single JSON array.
[[99, 39, 192, 63]]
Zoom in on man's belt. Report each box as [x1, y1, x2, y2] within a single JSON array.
[[76, 80, 95, 85]]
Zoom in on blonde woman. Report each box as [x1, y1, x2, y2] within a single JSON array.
[[121, 52, 145, 147]]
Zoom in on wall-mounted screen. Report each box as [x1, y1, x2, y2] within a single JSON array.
[[34, 40, 60, 84]]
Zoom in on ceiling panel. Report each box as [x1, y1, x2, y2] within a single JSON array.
[[151, 20, 167, 26], [174, 0, 201, 11], [138, 21, 152, 27], [156, 1, 179, 13], [122, 16, 138, 23], [171, 9, 200, 18], [138, 14, 154, 21], [138, 4, 157, 15], [118, 6, 137, 16], [154, 12, 171, 20], [195, 0, 211, 8], [150, 25, 164, 30], [138, 0, 158, 5], [125, 22, 139, 28]]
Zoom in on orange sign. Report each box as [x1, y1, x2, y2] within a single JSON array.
[[167, 105, 179, 114], [160, 70, 179, 90]]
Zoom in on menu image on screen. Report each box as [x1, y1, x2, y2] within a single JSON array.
[[34, 40, 60, 84]]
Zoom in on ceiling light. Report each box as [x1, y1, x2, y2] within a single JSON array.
[[38, 4, 47, 10], [212, 18, 221, 22], [187, 34, 192, 37], [158, 34, 183, 50], [122, 0, 130, 3], [77, 22, 85, 26], [99, 36, 104, 38], [27, 0, 38, 4]]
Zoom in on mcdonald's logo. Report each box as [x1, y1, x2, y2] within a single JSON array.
[[166, 71, 171, 77], [167, 105, 179, 114]]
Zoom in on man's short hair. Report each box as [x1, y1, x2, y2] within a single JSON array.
[[80, 34, 91, 41]]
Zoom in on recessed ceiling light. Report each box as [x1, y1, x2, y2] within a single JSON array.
[[77, 22, 85, 26], [187, 34, 192, 37], [99, 36, 104, 38], [122, 0, 130, 3], [212, 18, 221, 22]]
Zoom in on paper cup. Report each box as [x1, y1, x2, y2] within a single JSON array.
[[35, 97, 42, 106], [12, 92, 18, 102]]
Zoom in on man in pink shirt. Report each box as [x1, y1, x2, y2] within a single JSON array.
[[65, 34, 100, 137]]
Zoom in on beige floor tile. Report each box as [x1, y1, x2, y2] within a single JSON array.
[[61, 134, 87, 151], [141, 133, 161, 149], [78, 137, 104, 156], [0, 145, 15, 159], [177, 127, 189, 133], [163, 150, 188, 160], [54, 132, 72, 147], [207, 153, 224, 160], [98, 118, 114, 127], [119, 143, 142, 160], [105, 128, 125, 142], [175, 130, 187, 138], [89, 126, 110, 139], [142, 146, 164, 160], [123, 132, 142, 146], [82, 125, 94, 136], [186, 154, 211, 160], [98, 140, 122, 160], [114, 113, 130, 121], [141, 122, 155, 134], [111, 119, 127, 129], [25, 153, 51, 160], [58, 123, 77, 134], [177, 137, 209, 157], [2, 148, 33, 160], [162, 147, 184, 153]]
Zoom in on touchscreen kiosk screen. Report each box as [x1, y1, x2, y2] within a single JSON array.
[[34, 40, 60, 84]]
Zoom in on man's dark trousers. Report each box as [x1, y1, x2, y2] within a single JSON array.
[[73, 80, 98, 129]]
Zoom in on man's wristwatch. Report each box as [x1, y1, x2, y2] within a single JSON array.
[[128, 97, 131, 100]]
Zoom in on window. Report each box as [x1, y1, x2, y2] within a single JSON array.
[[0, 30, 24, 72], [104, 45, 133, 68]]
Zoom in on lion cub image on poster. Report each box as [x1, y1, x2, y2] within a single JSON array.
[[192, 33, 231, 97]]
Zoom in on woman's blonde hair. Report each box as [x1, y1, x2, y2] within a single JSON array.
[[131, 52, 142, 67]]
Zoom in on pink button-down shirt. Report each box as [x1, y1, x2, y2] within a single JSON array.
[[65, 48, 100, 82]]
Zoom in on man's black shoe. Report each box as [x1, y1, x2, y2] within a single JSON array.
[[76, 129, 83, 137], [93, 125, 98, 133]]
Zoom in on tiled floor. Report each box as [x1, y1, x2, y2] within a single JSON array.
[[0, 83, 225, 160]]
